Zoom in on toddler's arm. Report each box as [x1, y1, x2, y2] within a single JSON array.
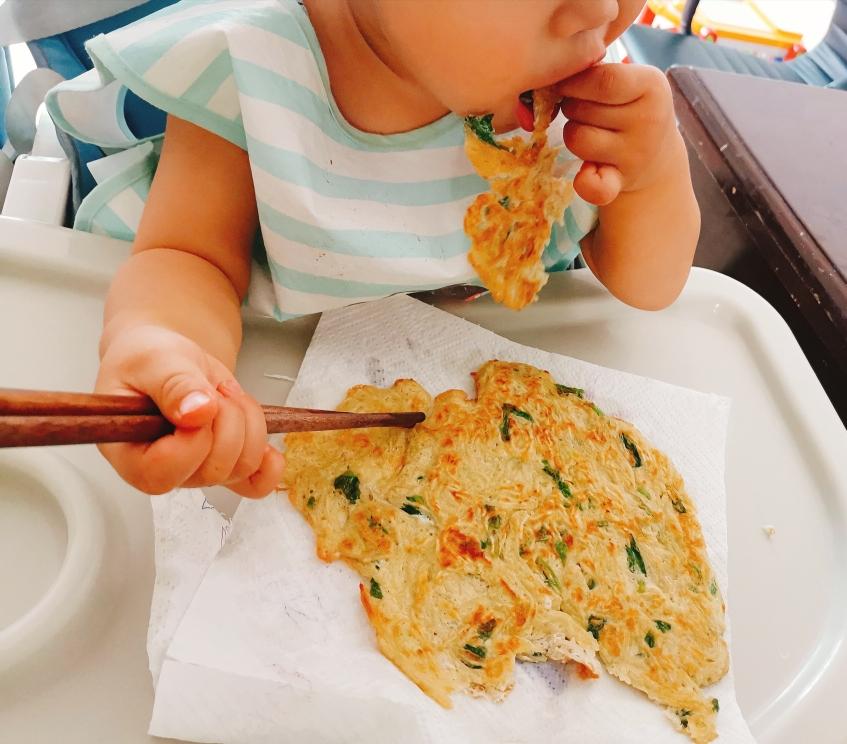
[[97, 115, 284, 497], [557, 64, 700, 310], [580, 134, 699, 310]]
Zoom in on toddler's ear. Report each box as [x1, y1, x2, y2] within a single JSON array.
[[573, 162, 623, 206]]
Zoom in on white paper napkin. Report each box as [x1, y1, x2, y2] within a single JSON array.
[[147, 294, 754, 743]]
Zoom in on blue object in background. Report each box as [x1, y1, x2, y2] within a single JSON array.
[[26, 0, 180, 200], [0, 48, 12, 146]]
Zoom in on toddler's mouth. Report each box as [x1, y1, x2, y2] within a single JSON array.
[[516, 91, 535, 132], [516, 90, 561, 132], [516, 53, 606, 131]]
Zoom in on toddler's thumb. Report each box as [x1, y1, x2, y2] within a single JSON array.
[[573, 162, 623, 207], [152, 368, 218, 429]]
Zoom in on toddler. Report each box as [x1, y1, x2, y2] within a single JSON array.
[[46, 0, 699, 498]]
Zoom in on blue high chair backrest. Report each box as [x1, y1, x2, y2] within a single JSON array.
[[787, 0, 847, 86], [27, 0, 180, 200], [0, 48, 12, 146]]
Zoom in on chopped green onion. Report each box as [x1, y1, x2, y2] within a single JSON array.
[[508, 404, 533, 420], [369, 578, 383, 599], [712, 698, 720, 712], [670, 496, 687, 514], [333, 471, 360, 504], [536, 557, 561, 590], [542, 459, 572, 500], [710, 579, 718, 596], [620, 433, 643, 468], [587, 578, 596, 590], [554, 540, 568, 564], [626, 536, 647, 576], [464, 643, 486, 659], [407, 494, 425, 504], [488, 514, 502, 530], [655, 620, 672, 633], [587, 615, 606, 640], [461, 659, 482, 670], [498, 196, 510, 209], [401, 503, 422, 516], [465, 114, 504, 149], [637, 485, 651, 499], [500, 403, 533, 441], [478, 619, 497, 639], [591, 403, 605, 416], [306, 496, 316, 509], [556, 384, 585, 398], [644, 631, 655, 648]]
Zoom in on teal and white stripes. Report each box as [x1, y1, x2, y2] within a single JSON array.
[[46, 0, 598, 320]]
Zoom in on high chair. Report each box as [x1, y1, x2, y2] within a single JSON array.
[[0, 0, 179, 221]]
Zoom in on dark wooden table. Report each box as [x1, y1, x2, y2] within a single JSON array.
[[669, 66, 847, 424]]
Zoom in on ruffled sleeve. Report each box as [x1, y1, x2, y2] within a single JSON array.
[[45, 0, 294, 151]]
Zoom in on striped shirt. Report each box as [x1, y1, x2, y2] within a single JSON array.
[[46, 0, 598, 321]]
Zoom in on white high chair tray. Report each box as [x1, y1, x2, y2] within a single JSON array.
[[1, 216, 845, 744]]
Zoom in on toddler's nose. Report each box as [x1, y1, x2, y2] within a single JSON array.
[[591, 0, 621, 26], [551, 0, 620, 37]]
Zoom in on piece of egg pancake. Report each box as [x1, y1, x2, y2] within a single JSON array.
[[283, 361, 728, 742], [463, 89, 575, 310]]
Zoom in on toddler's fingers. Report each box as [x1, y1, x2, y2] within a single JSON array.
[[183, 394, 246, 487], [573, 162, 624, 206], [230, 445, 285, 499], [563, 120, 621, 166], [99, 426, 214, 495], [555, 63, 649, 105], [102, 346, 220, 429], [218, 379, 268, 483], [560, 98, 625, 132]]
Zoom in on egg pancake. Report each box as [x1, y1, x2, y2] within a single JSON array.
[[463, 90, 575, 310], [283, 361, 728, 742]]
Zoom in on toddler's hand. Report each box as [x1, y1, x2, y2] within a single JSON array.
[[555, 63, 678, 206], [96, 325, 284, 497]]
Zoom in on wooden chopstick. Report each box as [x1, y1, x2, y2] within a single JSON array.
[[0, 389, 160, 416], [0, 389, 426, 448]]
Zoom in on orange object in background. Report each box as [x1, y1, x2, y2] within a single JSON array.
[[784, 42, 808, 60], [642, 0, 806, 57], [699, 25, 719, 43], [638, 5, 657, 25]]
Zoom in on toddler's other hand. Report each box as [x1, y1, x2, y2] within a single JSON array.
[[555, 63, 678, 206], [96, 325, 284, 497]]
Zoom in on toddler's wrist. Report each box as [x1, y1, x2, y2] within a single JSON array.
[[622, 129, 688, 197]]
